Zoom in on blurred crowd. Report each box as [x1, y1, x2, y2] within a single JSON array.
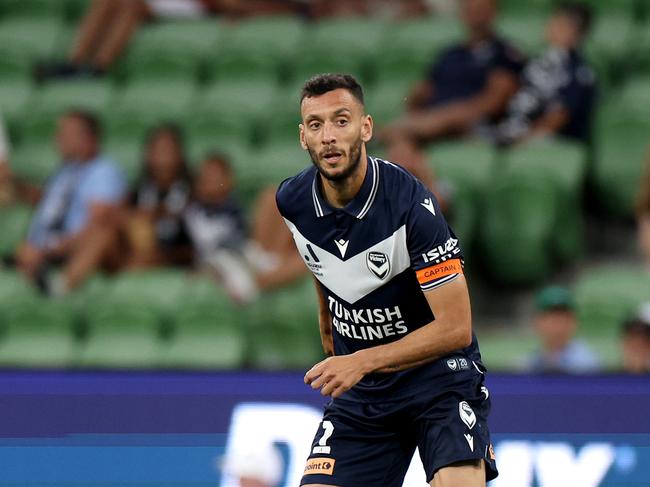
[[0, 0, 648, 373]]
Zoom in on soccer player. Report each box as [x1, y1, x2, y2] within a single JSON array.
[[275, 74, 497, 487]]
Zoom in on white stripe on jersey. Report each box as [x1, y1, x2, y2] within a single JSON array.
[[284, 218, 411, 304]]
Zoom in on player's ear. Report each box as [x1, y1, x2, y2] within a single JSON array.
[[361, 114, 373, 143], [299, 123, 308, 150]]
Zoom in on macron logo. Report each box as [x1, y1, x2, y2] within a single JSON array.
[[334, 239, 349, 258], [464, 434, 474, 452], [421, 198, 436, 216]]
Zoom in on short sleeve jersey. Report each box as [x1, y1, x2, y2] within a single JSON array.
[[276, 157, 485, 402]]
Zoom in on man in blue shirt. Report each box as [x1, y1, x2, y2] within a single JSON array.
[[14, 110, 126, 295], [277, 74, 496, 486]]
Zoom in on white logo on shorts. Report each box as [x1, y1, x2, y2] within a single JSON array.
[[464, 433, 474, 452], [459, 401, 476, 429]]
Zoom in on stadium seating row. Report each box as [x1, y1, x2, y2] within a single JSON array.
[[0, 264, 646, 369], [0, 269, 323, 369]]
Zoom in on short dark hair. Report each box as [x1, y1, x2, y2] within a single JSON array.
[[300, 73, 364, 106], [64, 108, 102, 139], [555, 1, 593, 38]]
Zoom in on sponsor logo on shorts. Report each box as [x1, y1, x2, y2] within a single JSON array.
[[488, 443, 496, 460], [447, 357, 469, 372], [459, 401, 477, 429], [447, 358, 458, 371], [304, 457, 335, 476]]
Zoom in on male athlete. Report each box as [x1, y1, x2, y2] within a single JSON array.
[[276, 74, 497, 486]]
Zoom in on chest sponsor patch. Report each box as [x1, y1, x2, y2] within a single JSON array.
[[304, 457, 335, 476]]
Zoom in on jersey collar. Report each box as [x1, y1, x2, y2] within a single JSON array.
[[312, 155, 380, 219]]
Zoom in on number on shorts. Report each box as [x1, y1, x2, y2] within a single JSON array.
[[312, 420, 334, 454]]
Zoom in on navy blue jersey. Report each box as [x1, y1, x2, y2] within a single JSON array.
[[276, 156, 485, 402], [426, 36, 524, 108]]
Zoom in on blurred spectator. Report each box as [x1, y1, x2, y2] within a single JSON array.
[[621, 303, 650, 374], [124, 124, 192, 268], [183, 153, 252, 302], [382, 0, 524, 160], [184, 154, 307, 303], [524, 286, 601, 373], [9, 110, 126, 296], [636, 147, 650, 269], [221, 443, 283, 487], [36, 0, 220, 79], [494, 2, 596, 145]]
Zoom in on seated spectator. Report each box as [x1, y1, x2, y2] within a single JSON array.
[[382, 0, 524, 162], [124, 124, 192, 268], [184, 154, 306, 303], [620, 304, 650, 374], [11, 110, 126, 296], [524, 286, 600, 373], [494, 2, 596, 145], [636, 147, 650, 269]]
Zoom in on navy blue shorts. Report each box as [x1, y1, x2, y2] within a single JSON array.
[[300, 373, 498, 486]]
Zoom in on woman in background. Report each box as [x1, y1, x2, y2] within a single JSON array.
[[125, 124, 192, 268]]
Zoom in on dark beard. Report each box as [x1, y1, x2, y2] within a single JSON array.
[[307, 138, 364, 182]]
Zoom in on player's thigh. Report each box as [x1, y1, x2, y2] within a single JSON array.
[[429, 459, 485, 487], [301, 400, 415, 486]]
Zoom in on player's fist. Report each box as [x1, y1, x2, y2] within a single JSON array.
[[304, 352, 371, 398]]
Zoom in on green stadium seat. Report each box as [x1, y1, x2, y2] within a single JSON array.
[[585, 14, 635, 84], [64, 0, 91, 23], [208, 16, 303, 82], [247, 324, 323, 370], [192, 80, 277, 132], [28, 80, 113, 118], [593, 118, 649, 217], [499, 0, 554, 13], [375, 16, 463, 84], [479, 170, 557, 284], [77, 305, 163, 368], [105, 79, 196, 141], [575, 266, 650, 336], [0, 0, 65, 20], [501, 140, 588, 261], [0, 205, 32, 255], [0, 18, 65, 62], [259, 80, 303, 146], [77, 270, 187, 368], [0, 81, 33, 129], [612, 76, 650, 119], [0, 295, 78, 368], [121, 20, 221, 80], [292, 19, 385, 84], [497, 14, 546, 55], [249, 278, 318, 333], [10, 141, 59, 184], [364, 79, 411, 127]]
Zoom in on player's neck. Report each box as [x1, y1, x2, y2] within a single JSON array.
[[320, 149, 368, 209]]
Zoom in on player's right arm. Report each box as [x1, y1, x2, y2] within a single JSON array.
[[313, 276, 334, 357]]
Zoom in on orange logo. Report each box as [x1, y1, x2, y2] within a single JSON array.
[[304, 457, 336, 475], [488, 443, 496, 460]]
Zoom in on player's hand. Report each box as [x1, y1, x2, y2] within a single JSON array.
[[305, 352, 371, 398]]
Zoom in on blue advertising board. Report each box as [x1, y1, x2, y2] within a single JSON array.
[[0, 371, 648, 486]]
